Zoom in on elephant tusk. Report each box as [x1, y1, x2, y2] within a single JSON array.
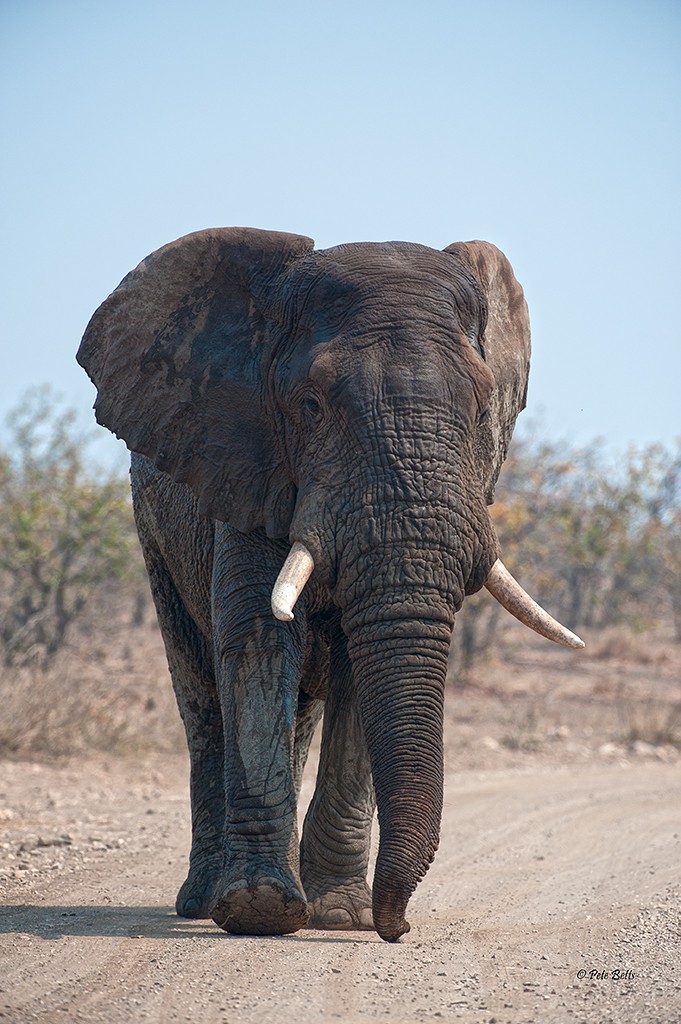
[[484, 559, 585, 649], [271, 542, 315, 622]]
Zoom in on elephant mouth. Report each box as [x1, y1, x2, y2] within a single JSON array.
[[270, 541, 584, 649]]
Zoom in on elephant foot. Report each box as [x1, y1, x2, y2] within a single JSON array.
[[210, 874, 309, 936], [305, 880, 374, 931], [176, 863, 222, 919]]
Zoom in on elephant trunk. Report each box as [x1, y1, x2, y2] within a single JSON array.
[[284, 477, 489, 940], [344, 617, 451, 941]]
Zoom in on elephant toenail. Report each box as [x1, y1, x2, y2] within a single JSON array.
[[323, 908, 353, 927], [359, 908, 374, 929]]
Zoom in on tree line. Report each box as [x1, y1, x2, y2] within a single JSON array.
[[0, 390, 146, 664], [456, 427, 681, 667], [1, 391, 679, 667]]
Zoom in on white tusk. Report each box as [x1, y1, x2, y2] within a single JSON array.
[[271, 542, 315, 622], [484, 558, 585, 649]]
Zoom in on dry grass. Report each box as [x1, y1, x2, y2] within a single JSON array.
[[587, 625, 672, 665], [617, 691, 681, 749], [1, 598, 679, 764], [442, 617, 681, 769], [0, 616, 182, 758]]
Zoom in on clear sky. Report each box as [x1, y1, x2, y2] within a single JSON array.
[[1, 0, 679, 466]]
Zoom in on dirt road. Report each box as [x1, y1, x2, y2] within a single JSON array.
[[0, 746, 679, 1024]]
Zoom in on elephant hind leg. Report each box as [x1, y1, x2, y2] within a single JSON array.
[[293, 618, 330, 797], [293, 690, 324, 797], [137, 532, 224, 919]]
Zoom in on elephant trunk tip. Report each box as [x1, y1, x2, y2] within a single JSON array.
[[373, 896, 412, 942], [376, 917, 411, 943], [372, 872, 418, 943]]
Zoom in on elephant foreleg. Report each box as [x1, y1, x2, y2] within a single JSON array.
[[209, 524, 309, 936], [300, 633, 375, 930]]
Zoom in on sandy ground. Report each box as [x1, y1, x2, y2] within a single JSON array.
[[1, 626, 680, 1022], [1, 730, 679, 1023]]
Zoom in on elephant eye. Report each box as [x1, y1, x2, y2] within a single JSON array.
[[302, 392, 323, 422], [478, 408, 489, 426]]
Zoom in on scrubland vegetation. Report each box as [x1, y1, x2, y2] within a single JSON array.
[[454, 423, 681, 670], [1, 390, 679, 756]]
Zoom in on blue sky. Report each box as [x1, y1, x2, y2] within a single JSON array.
[[1, 0, 679, 466]]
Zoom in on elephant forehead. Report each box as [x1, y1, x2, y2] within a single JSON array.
[[291, 242, 481, 333], [305, 334, 488, 418], [280, 243, 489, 398]]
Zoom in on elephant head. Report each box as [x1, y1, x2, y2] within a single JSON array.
[[78, 228, 582, 940]]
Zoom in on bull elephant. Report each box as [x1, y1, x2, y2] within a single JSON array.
[[77, 228, 583, 942]]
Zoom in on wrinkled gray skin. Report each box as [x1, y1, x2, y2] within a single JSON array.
[[78, 229, 530, 942]]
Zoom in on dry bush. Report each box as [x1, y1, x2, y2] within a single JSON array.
[[0, 389, 145, 666], [0, 607, 183, 758], [586, 626, 671, 666], [617, 692, 681, 750], [0, 390, 186, 758]]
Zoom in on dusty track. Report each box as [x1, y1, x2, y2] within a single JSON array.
[[1, 745, 679, 1023]]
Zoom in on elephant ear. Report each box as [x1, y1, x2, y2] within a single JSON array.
[[77, 227, 314, 537], [444, 240, 531, 503]]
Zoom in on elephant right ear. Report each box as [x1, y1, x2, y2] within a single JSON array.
[[444, 240, 531, 504], [77, 227, 314, 537]]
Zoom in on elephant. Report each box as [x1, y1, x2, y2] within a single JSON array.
[[77, 228, 583, 942]]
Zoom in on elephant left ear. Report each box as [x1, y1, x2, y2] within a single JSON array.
[[77, 227, 314, 537], [443, 240, 531, 503]]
